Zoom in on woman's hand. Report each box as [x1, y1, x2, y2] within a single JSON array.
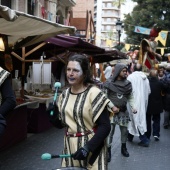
[[72, 145, 90, 160]]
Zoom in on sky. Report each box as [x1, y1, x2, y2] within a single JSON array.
[[120, 0, 137, 41]]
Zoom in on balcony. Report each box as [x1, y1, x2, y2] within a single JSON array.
[[60, 0, 76, 7], [102, 21, 115, 25], [102, 14, 119, 18], [102, 7, 119, 10]]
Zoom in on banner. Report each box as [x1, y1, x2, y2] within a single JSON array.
[[125, 44, 131, 51], [155, 30, 168, 46], [134, 26, 150, 35], [134, 26, 169, 47], [106, 39, 112, 47]]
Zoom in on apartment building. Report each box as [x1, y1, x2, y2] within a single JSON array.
[[0, 0, 76, 24], [94, 0, 120, 49], [72, 0, 94, 18]]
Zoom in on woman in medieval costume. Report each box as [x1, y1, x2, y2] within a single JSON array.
[[57, 54, 119, 170]]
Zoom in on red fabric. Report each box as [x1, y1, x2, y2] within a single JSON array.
[[145, 53, 155, 69], [150, 28, 159, 37], [66, 127, 97, 137], [41, 7, 45, 18]]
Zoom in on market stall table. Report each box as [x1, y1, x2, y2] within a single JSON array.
[[0, 99, 39, 151], [25, 94, 54, 133]]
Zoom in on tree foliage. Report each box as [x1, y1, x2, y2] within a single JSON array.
[[112, 0, 126, 8], [123, 0, 170, 49]]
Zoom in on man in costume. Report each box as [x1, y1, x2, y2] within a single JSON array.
[[103, 63, 136, 161], [138, 25, 162, 72], [127, 64, 151, 147]]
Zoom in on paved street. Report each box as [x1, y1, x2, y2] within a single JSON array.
[[0, 114, 170, 170]]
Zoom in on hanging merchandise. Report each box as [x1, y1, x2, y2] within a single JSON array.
[[41, 6, 45, 18]]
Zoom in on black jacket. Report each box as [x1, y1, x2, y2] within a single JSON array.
[[147, 77, 165, 114]]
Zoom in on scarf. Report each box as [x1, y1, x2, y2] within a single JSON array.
[[103, 63, 132, 95]]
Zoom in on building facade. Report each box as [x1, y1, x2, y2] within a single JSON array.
[[72, 0, 94, 18], [94, 0, 120, 49], [0, 0, 76, 24]]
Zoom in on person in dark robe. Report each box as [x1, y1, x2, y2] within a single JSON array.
[[0, 63, 16, 139], [146, 69, 166, 141]]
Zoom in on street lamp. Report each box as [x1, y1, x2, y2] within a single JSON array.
[[116, 19, 124, 45]]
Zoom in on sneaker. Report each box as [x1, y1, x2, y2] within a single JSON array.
[[138, 141, 149, 147], [154, 136, 159, 141]]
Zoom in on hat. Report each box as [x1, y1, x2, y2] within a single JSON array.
[[150, 28, 159, 37], [149, 24, 162, 37]]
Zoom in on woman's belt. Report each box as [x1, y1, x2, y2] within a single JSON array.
[[66, 127, 97, 137]]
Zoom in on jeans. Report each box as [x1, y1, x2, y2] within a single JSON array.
[[163, 110, 170, 127], [128, 131, 149, 144], [146, 114, 160, 139]]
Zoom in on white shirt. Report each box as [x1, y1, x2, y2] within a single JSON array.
[[104, 66, 112, 79]]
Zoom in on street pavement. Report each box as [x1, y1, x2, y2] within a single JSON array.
[[0, 114, 170, 170]]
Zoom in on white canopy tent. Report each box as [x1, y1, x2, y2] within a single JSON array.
[[0, 5, 76, 96]]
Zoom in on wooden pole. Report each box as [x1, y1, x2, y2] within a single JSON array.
[[21, 47, 26, 98], [99, 63, 106, 82]]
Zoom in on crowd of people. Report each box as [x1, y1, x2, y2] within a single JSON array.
[[1, 51, 169, 170], [47, 49, 169, 170]]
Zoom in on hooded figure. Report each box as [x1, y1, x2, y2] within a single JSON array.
[[127, 64, 151, 147], [127, 64, 150, 136], [103, 63, 135, 160]]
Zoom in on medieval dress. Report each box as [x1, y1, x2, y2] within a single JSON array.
[[57, 85, 112, 170]]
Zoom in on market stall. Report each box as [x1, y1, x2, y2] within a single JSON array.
[[0, 5, 75, 150]]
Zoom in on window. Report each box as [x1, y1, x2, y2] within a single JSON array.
[[1, 0, 11, 8], [27, 0, 35, 15]]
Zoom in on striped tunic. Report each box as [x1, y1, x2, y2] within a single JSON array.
[[57, 85, 110, 170]]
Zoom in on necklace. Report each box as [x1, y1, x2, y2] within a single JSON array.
[[117, 93, 123, 99]]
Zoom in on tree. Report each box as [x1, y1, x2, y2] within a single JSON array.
[[123, 0, 170, 50], [112, 0, 126, 8]]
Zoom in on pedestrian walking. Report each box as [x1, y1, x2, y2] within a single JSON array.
[[145, 69, 166, 141], [161, 65, 170, 129], [103, 62, 112, 80], [127, 64, 150, 147], [103, 63, 136, 161]]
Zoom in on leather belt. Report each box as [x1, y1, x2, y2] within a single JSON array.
[[66, 127, 97, 137]]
